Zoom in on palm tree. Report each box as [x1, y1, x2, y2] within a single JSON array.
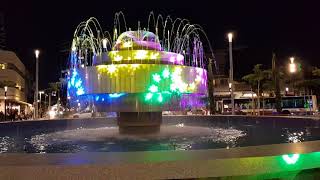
[[242, 64, 269, 115]]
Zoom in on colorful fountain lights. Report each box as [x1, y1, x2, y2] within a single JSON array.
[[144, 67, 202, 104], [67, 14, 211, 111], [67, 69, 85, 97], [95, 63, 206, 104]]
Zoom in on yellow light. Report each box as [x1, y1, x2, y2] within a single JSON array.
[[195, 75, 202, 82], [188, 82, 196, 91], [290, 57, 295, 63], [4, 86, 7, 92], [131, 64, 140, 69], [107, 64, 117, 74], [150, 52, 159, 59], [227, 33, 233, 42], [134, 50, 148, 59], [0, 63, 6, 69], [178, 82, 188, 92], [71, 45, 77, 51], [110, 51, 118, 55], [289, 63, 297, 73], [114, 55, 123, 61], [123, 41, 133, 48]]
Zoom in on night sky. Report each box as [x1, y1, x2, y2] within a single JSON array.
[[2, 1, 320, 88]]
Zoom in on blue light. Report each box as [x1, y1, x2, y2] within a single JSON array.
[[76, 88, 85, 95], [67, 68, 85, 97], [95, 96, 100, 101], [109, 93, 125, 98], [102, 98, 105, 101]]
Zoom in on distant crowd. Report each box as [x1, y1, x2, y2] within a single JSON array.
[[0, 109, 33, 121]]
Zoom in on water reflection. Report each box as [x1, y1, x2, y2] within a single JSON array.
[[282, 130, 305, 143], [1, 122, 319, 153], [0, 136, 14, 153], [24, 125, 246, 153]]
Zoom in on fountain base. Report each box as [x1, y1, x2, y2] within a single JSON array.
[[117, 112, 162, 134]]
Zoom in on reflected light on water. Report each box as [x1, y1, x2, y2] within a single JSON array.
[[24, 125, 246, 153]]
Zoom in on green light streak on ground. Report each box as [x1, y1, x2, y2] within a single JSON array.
[[282, 154, 300, 165]]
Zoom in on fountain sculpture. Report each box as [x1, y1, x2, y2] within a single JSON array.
[[67, 12, 217, 133]]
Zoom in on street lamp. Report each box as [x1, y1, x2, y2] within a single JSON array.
[[39, 91, 44, 118], [285, 87, 289, 95], [289, 57, 297, 73], [227, 32, 235, 115], [288, 57, 297, 96], [34, 49, 40, 119], [4, 86, 7, 121]]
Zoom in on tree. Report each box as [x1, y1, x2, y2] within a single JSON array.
[[295, 67, 320, 97], [242, 64, 269, 115]]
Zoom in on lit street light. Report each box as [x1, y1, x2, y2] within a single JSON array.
[[289, 57, 297, 73], [34, 49, 40, 119], [227, 32, 235, 115], [4, 86, 7, 121], [288, 57, 297, 96], [39, 91, 44, 118]]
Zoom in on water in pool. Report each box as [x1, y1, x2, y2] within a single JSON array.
[[0, 118, 319, 153]]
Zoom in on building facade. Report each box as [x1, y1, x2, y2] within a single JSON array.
[[0, 50, 32, 117]]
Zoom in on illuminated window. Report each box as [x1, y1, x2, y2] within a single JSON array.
[[0, 63, 6, 69]]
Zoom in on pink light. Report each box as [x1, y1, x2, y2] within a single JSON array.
[[170, 56, 175, 63], [177, 54, 184, 61]]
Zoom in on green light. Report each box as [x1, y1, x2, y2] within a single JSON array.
[[158, 93, 163, 102], [153, 73, 161, 83], [162, 68, 170, 78], [282, 154, 300, 165], [149, 85, 158, 93], [145, 93, 153, 100]]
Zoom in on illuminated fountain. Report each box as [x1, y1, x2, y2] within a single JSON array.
[[67, 12, 217, 134]]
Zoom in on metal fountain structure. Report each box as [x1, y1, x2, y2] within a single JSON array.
[[67, 12, 217, 133]]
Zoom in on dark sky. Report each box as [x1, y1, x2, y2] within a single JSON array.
[[2, 1, 320, 88]]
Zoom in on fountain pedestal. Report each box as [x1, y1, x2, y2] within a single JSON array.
[[117, 112, 162, 134]]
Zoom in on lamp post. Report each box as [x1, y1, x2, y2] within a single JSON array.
[[4, 86, 7, 121], [34, 49, 40, 119], [39, 91, 44, 118], [288, 57, 297, 95], [228, 32, 235, 115]]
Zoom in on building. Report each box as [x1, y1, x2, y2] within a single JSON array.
[[0, 50, 32, 117]]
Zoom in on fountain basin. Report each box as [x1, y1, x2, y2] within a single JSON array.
[[0, 115, 320, 178], [117, 112, 162, 134]]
